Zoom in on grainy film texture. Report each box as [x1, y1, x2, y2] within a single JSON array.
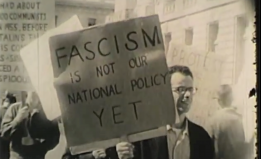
[[0, 0, 256, 159]]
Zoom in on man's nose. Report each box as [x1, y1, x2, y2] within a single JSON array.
[[184, 91, 191, 99]]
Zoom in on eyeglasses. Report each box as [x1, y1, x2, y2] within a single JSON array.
[[172, 86, 197, 94]]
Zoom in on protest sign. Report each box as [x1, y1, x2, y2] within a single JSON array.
[[0, 0, 54, 91], [20, 15, 83, 120], [49, 15, 175, 154], [167, 42, 224, 127]]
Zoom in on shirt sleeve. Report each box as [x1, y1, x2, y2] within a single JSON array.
[[0, 105, 20, 140]]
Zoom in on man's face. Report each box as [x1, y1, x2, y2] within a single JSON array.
[[171, 72, 194, 115], [26, 92, 40, 110], [2, 98, 10, 108]]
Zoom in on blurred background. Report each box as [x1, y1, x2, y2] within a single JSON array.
[[1, 0, 256, 158]]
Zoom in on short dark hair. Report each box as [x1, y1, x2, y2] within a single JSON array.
[[168, 65, 193, 78], [2, 93, 16, 104]]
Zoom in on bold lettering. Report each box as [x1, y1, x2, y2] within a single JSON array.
[[160, 72, 168, 84], [93, 108, 104, 127], [153, 74, 160, 85], [141, 55, 147, 66], [68, 93, 75, 104], [125, 31, 138, 51], [84, 42, 95, 60], [98, 38, 110, 56], [130, 79, 137, 91], [76, 92, 83, 103], [129, 101, 142, 120], [55, 47, 66, 68], [142, 26, 161, 47], [82, 90, 88, 101], [112, 105, 123, 124], [114, 35, 120, 54], [74, 71, 81, 82], [68, 45, 84, 66]]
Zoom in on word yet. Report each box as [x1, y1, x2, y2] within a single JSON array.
[[54, 26, 162, 69], [68, 84, 122, 104], [93, 100, 142, 127]]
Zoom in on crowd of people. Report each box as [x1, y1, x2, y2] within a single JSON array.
[[0, 65, 254, 159]]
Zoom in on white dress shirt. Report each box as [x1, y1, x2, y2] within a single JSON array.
[[166, 120, 190, 159]]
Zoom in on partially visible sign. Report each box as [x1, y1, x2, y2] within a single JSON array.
[[20, 15, 83, 120], [167, 43, 224, 126], [0, 0, 55, 91], [49, 15, 175, 154]]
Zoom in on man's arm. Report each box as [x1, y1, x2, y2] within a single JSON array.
[[0, 104, 20, 140], [62, 147, 78, 159], [61, 147, 97, 159]]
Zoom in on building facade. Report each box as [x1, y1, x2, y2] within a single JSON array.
[[55, 0, 114, 28], [106, 0, 253, 85], [105, 0, 255, 127]]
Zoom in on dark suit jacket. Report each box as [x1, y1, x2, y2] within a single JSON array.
[[143, 120, 215, 159], [62, 120, 214, 159]]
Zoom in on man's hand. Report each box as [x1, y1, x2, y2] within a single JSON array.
[[92, 149, 106, 159], [116, 142, 134, 159], [14, 106, 29, 123]]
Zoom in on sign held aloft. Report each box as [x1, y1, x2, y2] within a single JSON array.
[[49, 15, 175, 154]]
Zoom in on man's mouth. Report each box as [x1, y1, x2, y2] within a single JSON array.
[[178, 101, 188, 111]]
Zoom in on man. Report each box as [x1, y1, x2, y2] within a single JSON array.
[[0, 92, 17, 159], [1, 91, 60, 159], [63, 65, 214, 159], [116, 65, 215, 159], [208, 84, 247, 159]]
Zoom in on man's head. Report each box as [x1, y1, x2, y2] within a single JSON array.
[[25, 91, 41, 110], [216, 84, 233, 108], [169, 65, 195, 115]]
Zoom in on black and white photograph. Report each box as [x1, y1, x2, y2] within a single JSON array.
[[0, 0, 257, 159]]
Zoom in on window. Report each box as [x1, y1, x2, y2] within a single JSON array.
[[208, 22, 219, 52], [185, 28, 193, 45], [55, 15, 58, 27], [164, 33, 172, 53], [88, 18, 96, 26], [235, 16, 247, 82]]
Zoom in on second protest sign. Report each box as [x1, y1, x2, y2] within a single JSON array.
[[49, 15, 175, 154]]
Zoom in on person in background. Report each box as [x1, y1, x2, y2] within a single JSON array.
[[208, 84, 247, 159], [1, 91, 60, 159], [0, 92, 17, 159], [63, 65, 215, 159]]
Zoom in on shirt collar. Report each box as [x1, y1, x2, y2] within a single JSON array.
[[166, 119, 189, 136]]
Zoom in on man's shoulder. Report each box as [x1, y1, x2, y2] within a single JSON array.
[[188, 120, 211, 139]]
